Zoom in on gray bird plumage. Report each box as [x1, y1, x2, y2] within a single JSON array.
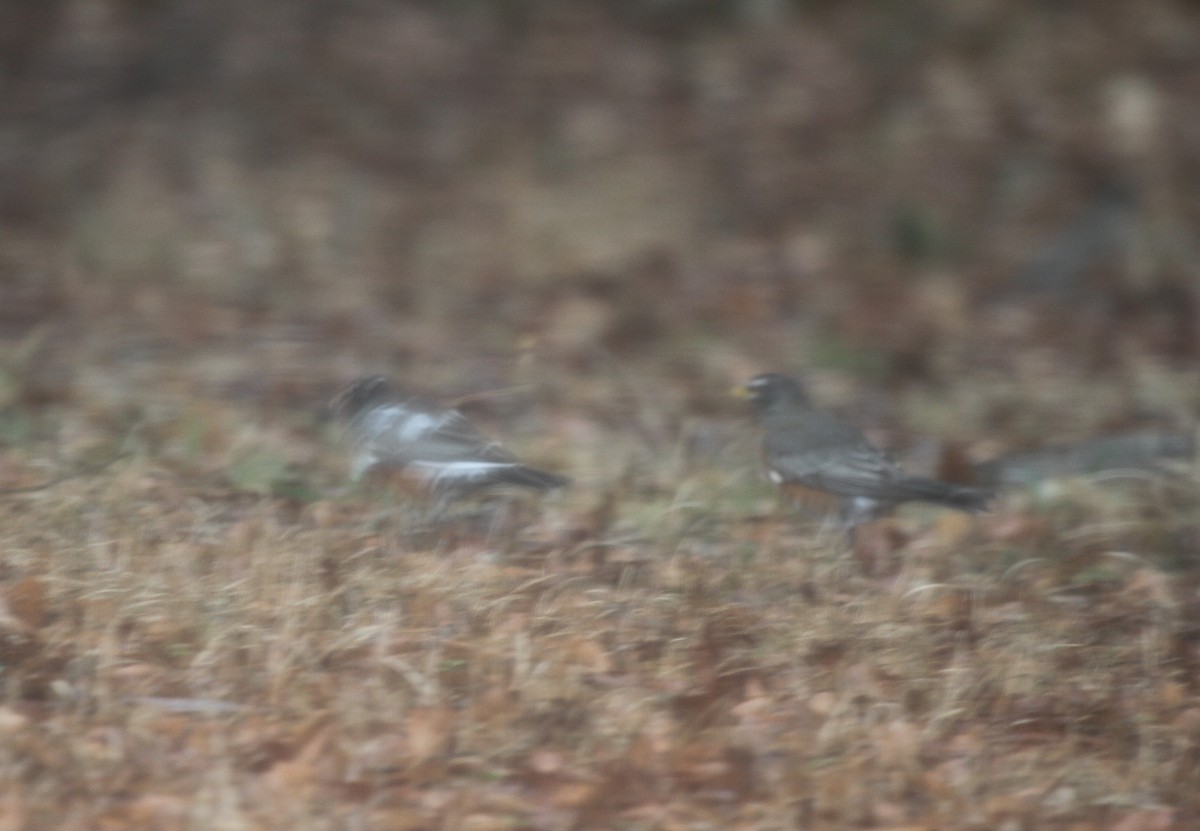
[[330, 376, 569, 495], [741, 373, 990, 526]]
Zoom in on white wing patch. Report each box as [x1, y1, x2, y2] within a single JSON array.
[[397, 411, 443, 441], [357, 405, 456, 441], [357, 405, 403, 439], [850, 497, 880, 515], [409, 460, 518, 484]]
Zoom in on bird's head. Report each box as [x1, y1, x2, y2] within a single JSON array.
[[733, 372, 812, 415], [328, 375, 394, 421]]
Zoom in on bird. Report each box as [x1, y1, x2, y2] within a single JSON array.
[[328, 376, 569, 497], [736, 372, 990, 527]]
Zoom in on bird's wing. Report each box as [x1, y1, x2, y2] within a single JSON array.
[[419, 409, 522, 463], [767, 442, 905, 500], [353, 401, 519, 464]]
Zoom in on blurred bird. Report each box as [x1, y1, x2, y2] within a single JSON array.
[[329, 376, 569, 497], [736, 373, 990, 527]]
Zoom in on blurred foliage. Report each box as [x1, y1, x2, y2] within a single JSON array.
[[228, 446, 290, 496]]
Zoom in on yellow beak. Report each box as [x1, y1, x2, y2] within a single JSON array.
[[730, 383, 752, 400]]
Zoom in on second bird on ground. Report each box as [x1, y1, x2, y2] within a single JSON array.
[[330, 376, 569, 497], [737, 372, 991, 527]]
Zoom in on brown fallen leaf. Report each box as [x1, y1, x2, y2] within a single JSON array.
[[1111, 808, 1176, 831], [528, 747, 566, 776], [459, 813, 517, 831], [4, 577, 45, 630], [1121, 568, 1175, 609], [262, 723, 332, 798], [0, 708, 29, 736], [550, 781, 599, 809], [405, 706, 456, 765], [932, 511, 976, 547], [120, 793, 190, 831], [0, 785, 26, 831]]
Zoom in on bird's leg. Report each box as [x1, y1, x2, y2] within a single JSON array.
[[483, 498, 520, 549], [838, 497, 886, 529]]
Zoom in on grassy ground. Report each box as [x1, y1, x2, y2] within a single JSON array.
[[0, 338, 1197, 829], [1, 2, 1200, 828]]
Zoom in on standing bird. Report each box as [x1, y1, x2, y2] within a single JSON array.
[[736, 373, 990, 527], [329, 376, 569, 497]]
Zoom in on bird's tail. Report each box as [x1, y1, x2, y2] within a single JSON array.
[[495, 466, 571, 491], [898, 477, 992, 513]]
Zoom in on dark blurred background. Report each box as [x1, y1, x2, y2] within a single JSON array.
[[1, 0, 1198, 442]]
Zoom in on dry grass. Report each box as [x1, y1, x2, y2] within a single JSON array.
[[0, 367, 1197, 829]]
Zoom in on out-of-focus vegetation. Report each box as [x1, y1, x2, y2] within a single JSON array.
[[0, 1, 1199, 828]]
